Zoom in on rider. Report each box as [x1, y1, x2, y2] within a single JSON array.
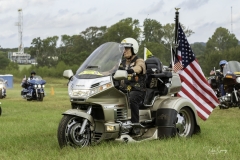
[[22, 71, 36, 86], [21, 71, 36, 96], [29, 71, 36, 80], [210, 60, 227, 96], [120, 37, 146, 135], [218, 60, 227, 96]]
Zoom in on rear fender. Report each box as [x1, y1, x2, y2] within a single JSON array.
[[62, 109, 95, 127]]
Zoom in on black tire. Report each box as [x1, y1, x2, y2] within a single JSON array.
[[38, 93, 44, 101], [0, 90, 2, 99], [57, 115, 91, 148], [0, 106, 2, 116], [175, 107, 195, 137]]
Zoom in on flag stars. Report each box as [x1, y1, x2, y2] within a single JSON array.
[[177, 24, 195, 67]]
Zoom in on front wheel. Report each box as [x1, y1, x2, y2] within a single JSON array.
[[175, 107, 195, 137], [57, 115, 91, 148], [38, 93, 44, 101], [0, 106, 2, 116], [0, 89, 2, 99]]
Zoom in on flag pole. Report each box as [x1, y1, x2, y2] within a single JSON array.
[[174, 8, 180, 45], [170, 44, 174, 69], [174, 8, 180, 61]]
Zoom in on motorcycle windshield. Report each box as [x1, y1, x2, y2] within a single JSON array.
[[28, 75, 46, 84], [29, 75, 43, 80], [75, 42, 124, 79], [223, 61, 240, 75]]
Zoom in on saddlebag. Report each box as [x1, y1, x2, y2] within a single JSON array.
[[155, 108, 178, 138]]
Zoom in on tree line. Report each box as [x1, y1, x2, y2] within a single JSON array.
[[0, 17, 239, 78]]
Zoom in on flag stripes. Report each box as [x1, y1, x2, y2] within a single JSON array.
[[175, 23, 219, 120]]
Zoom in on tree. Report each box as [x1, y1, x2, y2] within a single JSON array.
[[138, 42, 169, 65], [6, 61, 19, 70], [0, 54, 10, 70], [34, 36, 59, 67], [191, 42, 206, 56], [103, 18, 141, 43], [30, 37, 42, 57], [206, 27, 239, 52], [142, 18, 163, 43], [162, 23, 194, 49], [80, 26, 107, 50]]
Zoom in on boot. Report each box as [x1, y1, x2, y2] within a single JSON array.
[[129, 128, 140, 135]]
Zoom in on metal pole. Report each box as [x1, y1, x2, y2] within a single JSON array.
[[231, 6, 233, 33], [174, 8, 180, 45], [173, 8, 180, 63]]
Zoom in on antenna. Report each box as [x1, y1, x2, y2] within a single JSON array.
[[231, 6, 233, 33], [15, 9, 24, 53]]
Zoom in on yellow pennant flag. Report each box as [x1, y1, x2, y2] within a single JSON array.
[[144, 47, 153, 61]]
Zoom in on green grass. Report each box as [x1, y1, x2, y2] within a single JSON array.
[[18, 64, 32, 71], [0, 79, 239, 160]]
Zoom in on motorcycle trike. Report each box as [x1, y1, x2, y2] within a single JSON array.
[[57, 42, 200, 148]]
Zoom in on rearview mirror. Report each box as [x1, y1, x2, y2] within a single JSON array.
[[63, 70, 74, 79], [113, 70, 128, 80]]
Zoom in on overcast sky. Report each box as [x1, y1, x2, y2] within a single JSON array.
[[1, 0, 240, 49]]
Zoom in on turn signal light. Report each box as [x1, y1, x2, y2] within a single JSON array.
[[225, 75, 233, 78]]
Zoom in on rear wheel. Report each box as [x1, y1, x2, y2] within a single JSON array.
[[57, 115, 91, 148], [175, 107, 195, 137], [0, 106, 2, 116]]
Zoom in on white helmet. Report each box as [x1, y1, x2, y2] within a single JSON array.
[[121, 37, 139, 54]]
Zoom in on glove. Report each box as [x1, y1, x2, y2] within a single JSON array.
[[119, 66, 125, 70], [126, 69, 134, 74]]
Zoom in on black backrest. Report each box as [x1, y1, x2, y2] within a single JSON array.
[[143, 56, 166, 106], [145, 56, 162, 74], [145, 56, 163, 89]]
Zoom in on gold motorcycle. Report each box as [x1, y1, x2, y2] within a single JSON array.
[[57, 42, 200, 148]]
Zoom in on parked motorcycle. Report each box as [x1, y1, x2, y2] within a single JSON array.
[[57, 42, 200, 148], [0, 78, 7, 99], [208, 69, 221, 98], [208, 61, 240, 109], [21, 75, 46, 101]]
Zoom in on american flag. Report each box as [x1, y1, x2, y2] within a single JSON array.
[[173, 48, 183, 73], [175, 23, 219, 120]]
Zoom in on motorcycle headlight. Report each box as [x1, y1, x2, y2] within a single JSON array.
[[236, 77, 240, 83], [72, 90, 90, 98], [42, 85, 45, 88], [70, 82, 113, 98], [38, 84, 41, 88], [34, 85, 37, 88]]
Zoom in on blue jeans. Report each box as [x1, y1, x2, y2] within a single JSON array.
[[220, 84, 226, 96]]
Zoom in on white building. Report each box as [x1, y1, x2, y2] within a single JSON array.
[[8, 52, 36, 64]]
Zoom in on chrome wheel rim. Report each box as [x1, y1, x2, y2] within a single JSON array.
[[65, 117, 90, 147], [176, 109, 192, 137]]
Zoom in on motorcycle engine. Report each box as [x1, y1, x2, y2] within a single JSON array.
[[219, 93, 231, 103], [120, 121, 132, 134]]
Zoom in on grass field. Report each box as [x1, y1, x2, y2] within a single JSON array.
[[18, 64, 32, 71], [0, 78, 239, 160]]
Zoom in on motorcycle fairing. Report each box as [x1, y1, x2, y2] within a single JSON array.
[[223, 61, 240, 86]]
